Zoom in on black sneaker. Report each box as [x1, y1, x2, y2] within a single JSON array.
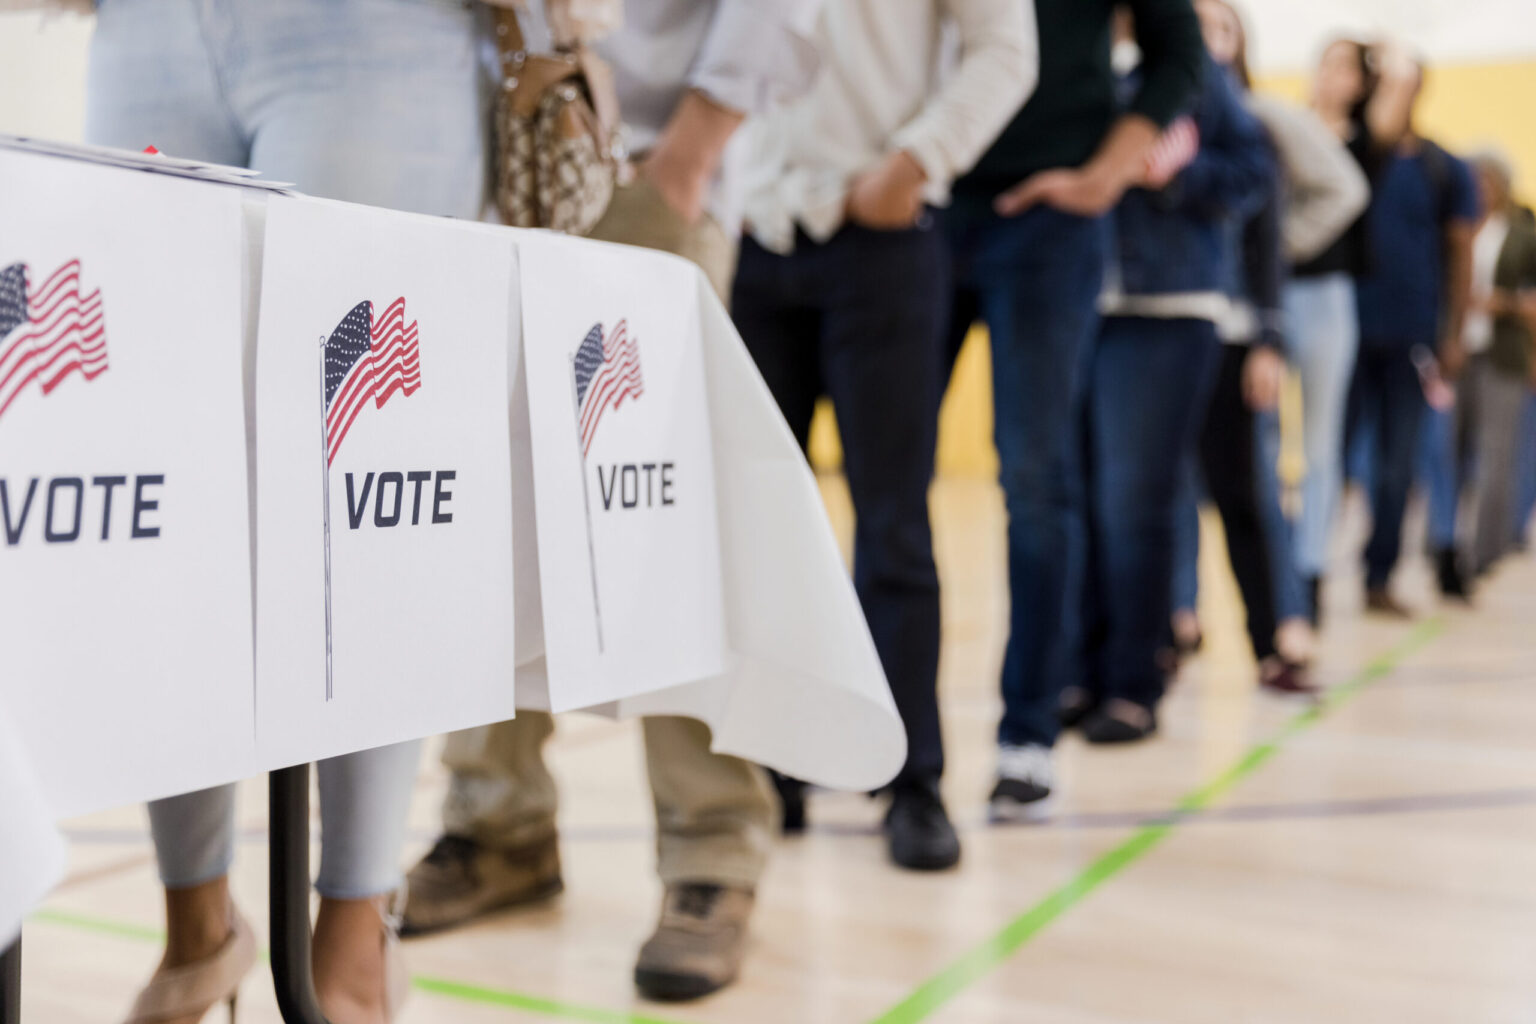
[[883, 785, 961, 871], [1436, 547, 1473, 601], [1082, 700, 1157, 744], [989, 744, 1054, 823]]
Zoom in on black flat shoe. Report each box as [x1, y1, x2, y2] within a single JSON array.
[[771, 771, 807, 834], [1056, 686, 1098, 730], [884, 785, 961, 871], [1082, 700, 1157, 745]]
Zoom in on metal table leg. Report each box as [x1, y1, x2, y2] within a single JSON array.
[[1, 937, 19, 1024], [269, 765, 332, 1024]]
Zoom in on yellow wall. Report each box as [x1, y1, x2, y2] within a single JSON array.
[[809, 58, 1536, 479]]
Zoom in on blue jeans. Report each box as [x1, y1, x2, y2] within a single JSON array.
[[1420, 403, 1467, 553], [1284, 274, 1359, 585], [89, 0, 487, 898], [733, 222, 947, 790], [1081, 317, 1220, 710], [1516, 394, 1536, 546], [946, 201, 1107, 749], [1347, 343, 1428, 590]]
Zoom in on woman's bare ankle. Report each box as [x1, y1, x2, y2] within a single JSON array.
[[162, 876, 235, 968]]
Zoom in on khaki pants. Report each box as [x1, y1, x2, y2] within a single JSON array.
[[439, 179, 774, 888]]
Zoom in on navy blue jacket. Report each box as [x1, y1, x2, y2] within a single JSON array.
[[1111, 56, 1276, 297]]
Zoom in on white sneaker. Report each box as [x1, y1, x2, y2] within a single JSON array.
[[989, 744, 1055, 823]]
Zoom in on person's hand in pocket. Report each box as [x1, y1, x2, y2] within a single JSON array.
[[846, 150, 927, 230], [639, 90, 744, 224]]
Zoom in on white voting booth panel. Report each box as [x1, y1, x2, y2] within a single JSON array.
[[0, 140, 905, 947], [0, 151, 259, 818], [254, 197, 520, 769]]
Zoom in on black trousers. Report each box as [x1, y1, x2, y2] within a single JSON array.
[[1198, 345, 1280, 662], [731, 221, 947, 790]]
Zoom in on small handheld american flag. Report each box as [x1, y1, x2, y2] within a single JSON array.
[[1143, 116, 1200, 191], [0, 260, 109, 424]]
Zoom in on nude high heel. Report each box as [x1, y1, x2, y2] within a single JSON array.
[[121, 905, 256, 1024]]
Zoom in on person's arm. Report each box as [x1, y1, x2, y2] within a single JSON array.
[[643, 0, 825, 224], [1242, 184, 1289, 410], [1439, 157, 1481, 377], [996, 0, 1203, 217], [852, 0, 1038, 229], [1251, 95, 1370, 263], [641, 91, 745, 224], [1160, 60, 1274, 222]]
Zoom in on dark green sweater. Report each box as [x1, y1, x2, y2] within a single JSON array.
[[956, 0, 1205, 199]]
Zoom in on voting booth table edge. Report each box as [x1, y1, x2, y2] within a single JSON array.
[[0, 138, 905, 1024]]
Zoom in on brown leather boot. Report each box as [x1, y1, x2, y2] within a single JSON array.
[[633, 883, 754, 1002], [399, 832, 562, 937]]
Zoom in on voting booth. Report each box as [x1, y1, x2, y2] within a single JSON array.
[[0, 137, 905, 1021]]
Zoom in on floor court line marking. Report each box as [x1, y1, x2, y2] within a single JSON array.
[[866, 617, 1445, 1024], [29, 621, 1443, 1024]]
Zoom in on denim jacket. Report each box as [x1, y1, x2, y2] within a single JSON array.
[[1110, 57, 1275, 297]]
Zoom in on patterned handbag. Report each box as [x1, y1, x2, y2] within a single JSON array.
[[491, 6, 623, 235]]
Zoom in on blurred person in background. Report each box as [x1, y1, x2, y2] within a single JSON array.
[[401, 0, 824, 1003], [81, 0, 493, 1020], [1167, 0, 1368, 699], [1346, 58, 1479, 617], [942, 0, 1204, 819], [1458, 150, 1536, 576], [1057, 19, 1274, 744], [1288, 37, 1418, 624], [732, 0, 1038, 870]]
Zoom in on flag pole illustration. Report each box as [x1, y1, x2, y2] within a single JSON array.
[[319, 335, 335, 702], [571, 320, 644, 655], [0, 260, 110, 425], [319, 298, 423, 701], [570, 355, 606, 653]]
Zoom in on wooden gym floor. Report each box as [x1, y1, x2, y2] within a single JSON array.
[[19, 476, 1536, 1023]]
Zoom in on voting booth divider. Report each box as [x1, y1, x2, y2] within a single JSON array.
[[0, 140, 905, 1016]]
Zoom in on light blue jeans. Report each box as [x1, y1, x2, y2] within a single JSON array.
[[1283, 273, 1359, 583], [88, 0, 489, 899]]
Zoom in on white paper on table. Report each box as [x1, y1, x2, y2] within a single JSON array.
[[0, 699, 66, 949], [253, 197, 519, 768], [517, 231, 727, 712], [617, 277, 906, 793], [0, 150, 259, 816]]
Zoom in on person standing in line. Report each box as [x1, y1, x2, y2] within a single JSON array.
[[941, 0, 1205, 821], [401, 0, 824, 1003], [1286, 38, 1418, 625], [1460, 150, 1536, 576], [1346, 62, 1480, 617], [731, 0, 1038, 869], [1059, 26, 1274, 744], [1165, 0, 1370, 696], [79, 0, 492, 1020]]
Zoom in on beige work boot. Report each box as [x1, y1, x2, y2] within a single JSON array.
[[633, 883, 754, 1002], [398, 833, 562, 937]]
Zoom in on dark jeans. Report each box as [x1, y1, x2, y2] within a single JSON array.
[[1080, 317, 1221, 711], [1346, 343, 1428, 589], [733, 221, 947, 790], [945, 200, 1108, 749]]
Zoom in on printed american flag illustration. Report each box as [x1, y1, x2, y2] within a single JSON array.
[[0, 260, 109, 423], [572, 319, 642, 457], [323, 298, 421, 465]]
